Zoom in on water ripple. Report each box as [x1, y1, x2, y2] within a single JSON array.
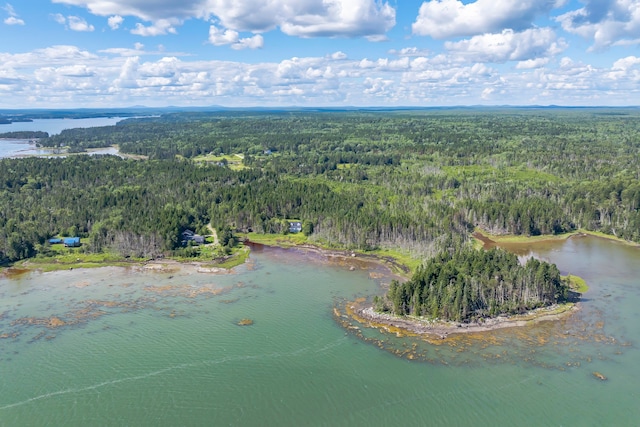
[[0, 336, 347, 411]]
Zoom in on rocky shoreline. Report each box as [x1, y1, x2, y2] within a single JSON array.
[[355, 304, 579, 339], [246, 240, 412, 277]]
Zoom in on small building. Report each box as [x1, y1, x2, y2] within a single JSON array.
[[289, 221, 302, 233], [63, 237, 81, 247], [181, 229, 205, 246], [49, 238, 63, 245]]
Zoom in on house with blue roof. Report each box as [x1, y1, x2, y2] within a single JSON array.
[[63, 237, 81, 247]]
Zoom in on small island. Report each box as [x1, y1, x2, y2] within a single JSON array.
[[363, 247, 579, 337]]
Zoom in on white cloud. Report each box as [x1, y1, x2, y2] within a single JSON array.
[[99, 43, 190, 58], [208, 25, 240, 46], [52, 13, 66, 25], [4, 16, 23, 25], [481, 87, 495, 99], [68, 16, 95, 31], [445, 28, 567, 63], [0, 66, 24, 84], [108, 15, 123, 30], [52, 14, 95, 31], [556, 0, 640, 50], [2, 3, 24, 25], [51, 0, 205, 21], [331, 51, 347, 60], [389, 47, 431, 57], [2, 42, 640, 107], [57, 64, 96, 77], [516, 58, 551, 69], [131, 19, 179, 36], [232, 35, 264, 50], [277, 0, 395, 38], [208, 25, 263, 49], [612, 56, 640, 70], [52, 0, 396, 40], [412, 0, 564, 39]]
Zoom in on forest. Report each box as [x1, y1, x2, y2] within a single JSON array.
[[1, 108, 639, 316], [377, 247, 569, 322]]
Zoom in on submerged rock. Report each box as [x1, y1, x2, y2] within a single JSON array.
[[237, 318, 254, 326], [592, 372, 607, 381]]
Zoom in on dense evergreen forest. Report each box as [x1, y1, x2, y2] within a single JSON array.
[[377, 248, 569, 322], [2, 109, 640, 274]]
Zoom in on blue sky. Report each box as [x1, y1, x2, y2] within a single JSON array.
[[1, 0, 639, 108]]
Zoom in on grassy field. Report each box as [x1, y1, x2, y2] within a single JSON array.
[[473, 228, 576, 244], [214, 246, 250, 269], [474, 227, 640, 247], [19, 250, 143, 272], [564, 274, 589, 293], [240, 232, 310, 247], [191, 153, 248, 170], [576, 229, 640, 247], [365, 247, 422, 275]]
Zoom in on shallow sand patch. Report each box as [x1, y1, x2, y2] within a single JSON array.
[[354, 304, 579, 339]]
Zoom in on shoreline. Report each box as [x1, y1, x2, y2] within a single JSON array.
[[245, 239, 413, 278], [350, 303, 579, 339], [473, 228, 640, 248]]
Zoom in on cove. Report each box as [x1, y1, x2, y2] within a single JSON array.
[[0, 237, 638, 426]]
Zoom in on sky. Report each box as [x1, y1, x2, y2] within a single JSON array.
[[1, 0, 639, 108]]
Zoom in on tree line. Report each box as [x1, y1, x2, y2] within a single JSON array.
[[2, 109, 640, 266], [377, 247, 569, 322]]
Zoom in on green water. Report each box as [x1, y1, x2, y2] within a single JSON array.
[[1, 238, 639, 426]]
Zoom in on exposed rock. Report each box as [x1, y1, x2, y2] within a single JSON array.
[[237, 318, 254, 326], [592, 372, 607, 381]]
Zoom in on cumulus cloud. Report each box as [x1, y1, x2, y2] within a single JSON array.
[[51, 0, 204, 21], [276, 0, 395, 39], [208, 25, 264, 49], [52, 13, 66, 25], [2, 41, 639, 107], [52, 14, 95, 31], [108, 15, 123, 30], [445, 28, 567, 63], [57, 64, 96, 77], [412, 0, 564, 39], [516, 57, 551, 69], [481, 87, 495, 99], [7, 45, 100, 66], [606, 56, 640, 84], [0, 66, 24, 84], [233, 35, 264, 50], [100, 43, 190, 58], [52, 0, 395, 40], [68, 16, 95, 31], [131, 19, 178, 36], [389, 47, 431, 57], [2, 3, 24, 25], [556, 0, 640, 50], [612, 56, 640, 70], [4, 16, 23, 25]]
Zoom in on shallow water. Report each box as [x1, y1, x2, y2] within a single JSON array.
[[0, 238, 638, 426]]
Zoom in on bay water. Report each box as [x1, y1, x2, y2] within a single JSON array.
[[0, 117, 127, 136], [0, 117, 126, 158], [0, 237, 638, 426]]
